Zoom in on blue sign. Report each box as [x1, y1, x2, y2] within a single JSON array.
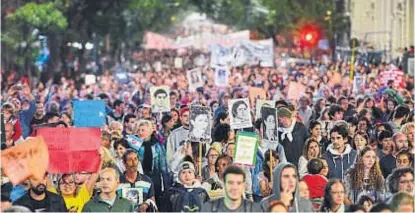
[[73, 100, 106, 127], [126, 135, 144, 151]]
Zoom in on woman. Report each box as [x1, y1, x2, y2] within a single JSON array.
[[357, 195, 374, 212], [202, 144, 221, 181], [262, 111, 277, 141], [189, 110, 210, 141], [58, 167, 100, 212], [113, 138, 143, 174], [259, 150, 279, 197], [319, 179, 348, 213], [170, 108, 181, 128], [401, 122, 414, 154], [344, 146, 385, 203], [134, 119, 168, 205], [298, 138, 321, 178], [352, 131, 369, 152]]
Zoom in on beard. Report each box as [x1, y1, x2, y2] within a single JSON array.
[[31, 184, 46, 195]]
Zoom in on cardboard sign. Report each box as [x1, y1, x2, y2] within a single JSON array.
[[73, 100, 106, 127], [287, 82, 306, 101], [229, 98, 253, 129], [352, 76, 365, 93], [188, 105, 212, 142], [150, 86, 171, 113], [85, 74, 97, 85], [36, 128, 101, 174], [174, 57, 183, 69], [248, 87, 266, 107], [1, 136, 49, 185], [233, 132, 259, 167]]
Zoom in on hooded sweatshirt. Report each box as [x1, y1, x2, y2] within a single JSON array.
[[323, 144, 357, 181], [260, 162, 314, 212]]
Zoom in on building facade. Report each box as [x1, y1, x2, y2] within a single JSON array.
[[348, 0, 414, 57]]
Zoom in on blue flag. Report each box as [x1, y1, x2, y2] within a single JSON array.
[[73, 100, 106, 127], [126, 135, 143, 151]]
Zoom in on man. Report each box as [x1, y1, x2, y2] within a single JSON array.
[[152, 89, 169, 112], [169, 91, 180, 110], [201, 165, 261, 212], [30, 101, 45, 127], [260, 162, 313, 212], [213, 93, 230, 121], [82, 168, 134, 212], [161, 161, 209, 212], [45, 112, 60, 124], [338, 96, 355, 120], [108, 99, 124, 122], [137, 104, 152, 119], [122, 114, 136, 137], [387, 167, 414, 195], [119, 150, 155, 212], [377, 130, 394, 159], [277, 107, 308, 168], [167, 107, 190, 172], [328, 104, 344, 121], [298, 96, 313, 128], [388, 105, 410, 133], [380, 132, 408, 178], [323, 125, 357, 180], [13, 174, 67, 212], [2, 123, 15, 150], [395, 149, 413, 168]]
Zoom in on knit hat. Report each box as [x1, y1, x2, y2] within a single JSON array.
[[178, 161, 195, 174], [277, 107, 292, 118]]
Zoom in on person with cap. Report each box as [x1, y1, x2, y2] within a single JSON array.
[[277, 107, 308, 168], [160, 160, 209, 212], [260, 162, 313, 212], [167, 107, 190, 172], [201, 165, 262, 212]]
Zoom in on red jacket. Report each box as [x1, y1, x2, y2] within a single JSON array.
[[303, 174, 327, 199]]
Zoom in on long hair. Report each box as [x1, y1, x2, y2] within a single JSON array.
[[347, 146, 383, 191], [301, 137, 320, 160], [263, 149, 279, 181], [319, 179, 344, 212]]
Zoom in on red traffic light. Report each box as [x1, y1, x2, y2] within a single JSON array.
[[299, 24, 321, 47]]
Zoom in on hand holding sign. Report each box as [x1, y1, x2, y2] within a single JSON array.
[[1, 136, 49, 185]]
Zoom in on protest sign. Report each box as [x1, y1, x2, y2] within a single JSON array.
[[188, 105, 211, 142], [187, 68, 203, 92], [1, 136, 49, 185], [256, 99, 274, 119], [36, 128, 101, 174], [143, 31, 176, 49], [122, 188, 144, 205], [408, 58, 414, 76], [229, 98, 252, 129], [261, 107, 278, 141], [126, 134, 144, 151], [233, 132, 259, 167], [174, 57, 183, 69], [379, 69, 405, 88], [352, 76, 365, 93], [73, 100, 106, 127], [214, 65, 229, 87], [249, 87, 266, 107], [85, 74, 96, 85], [287, 82, 306, 101], [150, 86, 171, 112]]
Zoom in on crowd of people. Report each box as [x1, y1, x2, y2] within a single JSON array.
[[0, 45, 414, 213]]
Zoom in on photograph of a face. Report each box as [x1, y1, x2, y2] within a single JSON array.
[[229, 98, 252, 129], [188, 105, 211, 142], [261, 107, 278, 142], [150, 86, 171, 113], [122, 188, 143, 205]]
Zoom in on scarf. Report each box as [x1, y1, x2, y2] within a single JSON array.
[[142, 134, 157, 174], [278, 120, 296, 142]]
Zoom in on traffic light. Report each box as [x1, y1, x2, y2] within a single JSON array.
[[299, 24, 321, 48]]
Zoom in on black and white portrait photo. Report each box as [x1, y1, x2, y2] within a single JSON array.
[[187, 68, 203, 92], [229, 98, 252, 129], [122, 188, 143, 205], [261, 107, 278, 141], [188, 105, 211, 142], [150, 86, 171, 113]]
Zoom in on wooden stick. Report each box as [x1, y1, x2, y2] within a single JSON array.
[[270, 150, 273, 182], [199, 141, 202, 177]]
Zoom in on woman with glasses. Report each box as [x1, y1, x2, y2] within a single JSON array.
[[344, 146, 385, 203]]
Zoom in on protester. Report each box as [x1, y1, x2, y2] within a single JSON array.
[[387, 192, 414, 212], [386, 167, 414, 195], [167, 107, 190, 171], [298, 137, 320, 178], [82, 168, 134, 212], [201, 165, 262, 212], [13, 173, 67, 212], [260, 162, 313, 212], [319, 179, 349, 213], [344, 146, 385, 203]]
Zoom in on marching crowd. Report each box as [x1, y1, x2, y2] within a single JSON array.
[[1, 46, 415, 212]]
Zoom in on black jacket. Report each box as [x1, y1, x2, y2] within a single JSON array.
[[13, 190, 67, 212], [278, 121, 308, 168]]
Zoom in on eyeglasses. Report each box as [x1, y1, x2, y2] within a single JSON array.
[[59, 181, 75, 186]]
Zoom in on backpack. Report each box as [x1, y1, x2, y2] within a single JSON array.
[[171, 187, 205, 212], [211, 198, 253, 212]]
